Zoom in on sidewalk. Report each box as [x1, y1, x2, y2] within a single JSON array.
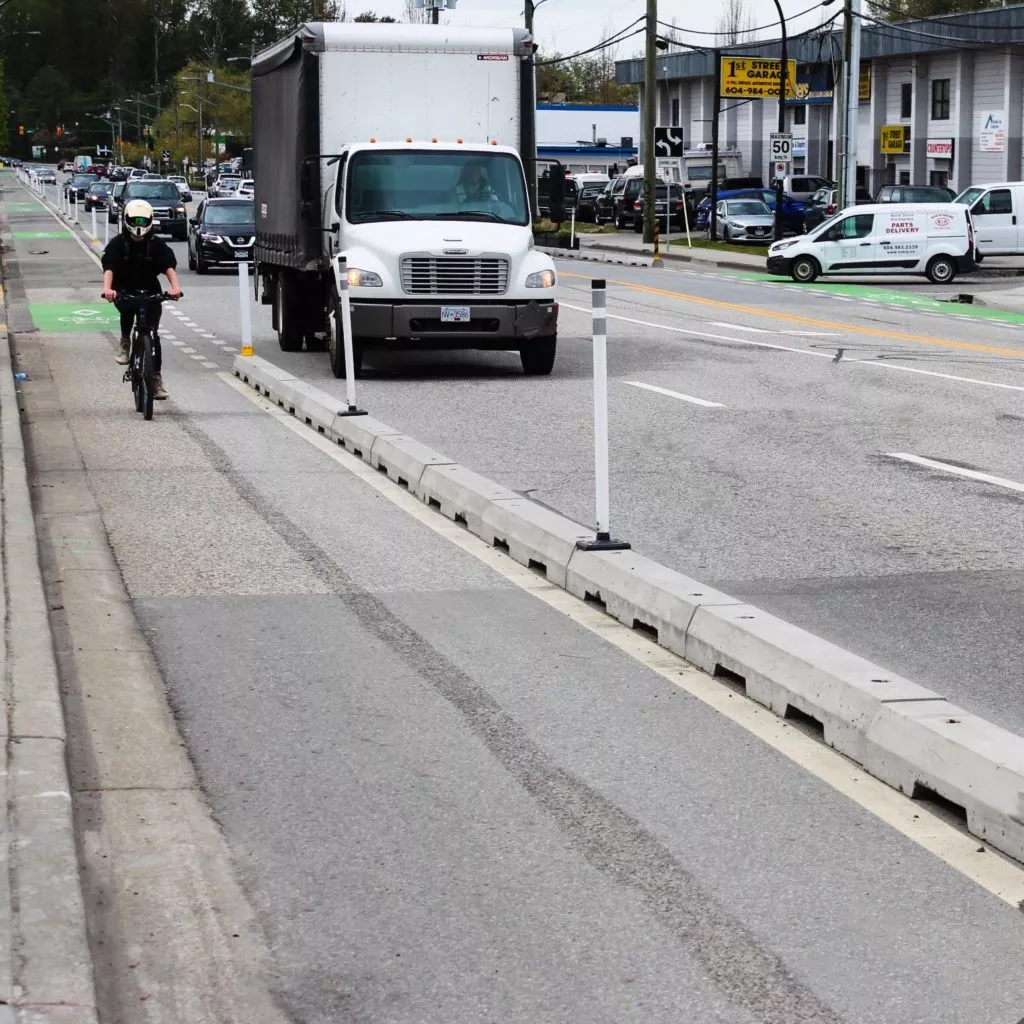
[[0, 171, 99, 1021]]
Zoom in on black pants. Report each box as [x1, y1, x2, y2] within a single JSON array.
[[117, 301, 162, 374]]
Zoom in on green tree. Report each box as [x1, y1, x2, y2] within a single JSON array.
[[354, 10, 397, 20], [868, 0, 1000, 16]]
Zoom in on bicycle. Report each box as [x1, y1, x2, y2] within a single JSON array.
[[110, 291, 181, 420]]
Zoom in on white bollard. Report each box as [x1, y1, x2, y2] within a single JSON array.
[[104, 210, 110, 245], [72, 194, 78, 223], [570, 206, 576, 250], [336, 257, 362, 413], [681, 189, 692, 248], [238, 259, 253, 356], [576, 278, 629, 551], [91, 205, 97, 241]]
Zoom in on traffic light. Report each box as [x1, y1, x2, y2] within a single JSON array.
[[17, 124, 24, 136], [56, 125, 63, 137]]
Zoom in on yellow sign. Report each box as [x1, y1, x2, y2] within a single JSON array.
[[720, 57, 799, 100], [880, 125, 905, 154], [859, 63, 871, 102]]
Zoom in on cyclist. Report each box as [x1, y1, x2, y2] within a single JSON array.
[[101, 199, 181, 400]]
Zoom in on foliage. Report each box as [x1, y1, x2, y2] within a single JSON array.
[[868, 0, 1001, 16], [536, 53, 637, 105]]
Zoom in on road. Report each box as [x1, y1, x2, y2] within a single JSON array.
[[6, 170, 1024, 1024]]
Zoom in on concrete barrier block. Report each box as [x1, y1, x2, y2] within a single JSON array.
[[861, 702, 1024, 860], [685, 603, 942, 757], [275, 380, 349, 435], [232, 354, 296, 390], [479, 499, 594, 588], [369, 434, 456, 491], [329, 414, 402, 461], [418, 464, 520, 534], [565, 548, 741, 658]]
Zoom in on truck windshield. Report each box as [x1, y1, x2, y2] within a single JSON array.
[[346, 150, 529, 226]]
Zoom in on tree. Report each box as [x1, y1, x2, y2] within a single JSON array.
[[868, 0, 999, 17], [354, 10, 397, 20], [403, 0, 427, 22], [536, 52, 638, 105], [716, 0, 756, 44]]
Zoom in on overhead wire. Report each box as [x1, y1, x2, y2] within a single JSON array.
[[656, 0, 837, 38], [534, 17, 646, 65], [853, 7, 1011, 46]]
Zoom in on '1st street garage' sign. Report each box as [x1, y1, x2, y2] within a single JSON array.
[[720, 57, 798, 99]]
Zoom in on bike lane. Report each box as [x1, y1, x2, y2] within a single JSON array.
[[5, 172, 1024, 1024]]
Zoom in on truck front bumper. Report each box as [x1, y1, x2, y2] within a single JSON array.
[[351, 300, 558, 347]]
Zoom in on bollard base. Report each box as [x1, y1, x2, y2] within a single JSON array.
[[576, 532, 631, 552], [336, 405, 368, 418]]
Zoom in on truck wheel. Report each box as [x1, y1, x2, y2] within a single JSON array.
[[328, 299, 364, 379], [926, 255, 956, 284], [520, 335, 556, 376], [275, 276, 304, 352]]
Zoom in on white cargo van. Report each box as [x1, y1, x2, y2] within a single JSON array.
[[954, 182, 1024, 256], [766, 203, 975, 283]]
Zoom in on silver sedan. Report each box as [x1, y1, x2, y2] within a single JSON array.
[[714, 199, 775, 243]]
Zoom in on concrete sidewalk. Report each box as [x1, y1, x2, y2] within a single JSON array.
[[0, 172, 99, 1022]]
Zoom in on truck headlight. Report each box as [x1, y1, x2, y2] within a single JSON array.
[[525, 269, 556, 288], [347, 267, 382, 287]]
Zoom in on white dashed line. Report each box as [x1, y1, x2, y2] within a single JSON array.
[[189, 353, 206, 361], [170, 340, 185, 346], [624, 380, 725, 408], [181, 346, 196, 354], [887, 453, 1024, 494], [201, 360, 219, 368]]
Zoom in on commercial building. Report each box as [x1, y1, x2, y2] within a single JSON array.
[[536, 103, 639, 173], [615, 5, 1024, 196]]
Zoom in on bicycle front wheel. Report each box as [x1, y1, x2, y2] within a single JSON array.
[[140, 332, 155, 421]]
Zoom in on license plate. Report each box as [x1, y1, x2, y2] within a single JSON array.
[[235, 251, 247, 259], [441, 306, 470, 323], [152, 219, 160, 227]]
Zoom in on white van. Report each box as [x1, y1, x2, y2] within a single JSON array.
[[766, 203, 975, 284], [954, 182, 1024, 256]]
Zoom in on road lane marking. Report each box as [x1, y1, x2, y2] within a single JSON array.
[[624, 381, 725, 408], [562, 272, 1024, 359], [219, 371, 1024, 906], [708, 322, 767, 333], [201, 360, 219, 369], [887, 453, 1024, 494], [559, 302, 1024, 395], [181, 346, 196, 354]]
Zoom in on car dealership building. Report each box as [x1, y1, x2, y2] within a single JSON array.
[[615, 5, 1024, 196]]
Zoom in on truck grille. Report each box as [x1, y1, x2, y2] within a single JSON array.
[[401, 256, 509, 295]]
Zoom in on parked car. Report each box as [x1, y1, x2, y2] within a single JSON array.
[[107, 181, 128, 223], [593, 176, 624, 225], [575, 181, 607, 222], [633, 182, 688, 232], [84, 180, 114, 211], [954, 181, 1024, 258], [875, 184, 956, 203], [65, 173, 95, 202], [236, 178, 255, 199], [810, 186, 873, 220], [697, 188, 819, 234], [167, 175, 193, 202], [712, 198, 776, 243], [719, 176, 764, 193], [118, 179, 188, 240], [595, 174, 647, 229], [187, 197, 255, 273], [769, 174, 832, 202], [767, 202, 976, 284]]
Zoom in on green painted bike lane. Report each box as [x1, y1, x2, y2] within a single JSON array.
[[714, 267, 1024, 327]]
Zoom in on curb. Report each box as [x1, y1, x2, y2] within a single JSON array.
[[581, 242, 760, 273], [0, 193, 100, 1022], [537, 245, 654, 268], [235, 352, 1024, 866]]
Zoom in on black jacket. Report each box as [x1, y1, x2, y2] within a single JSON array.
[[101, 233, 176, 294]]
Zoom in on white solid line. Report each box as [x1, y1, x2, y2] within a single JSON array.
[[624, 380, 725, 408], [559, 302, 1024, 394], [887, 453, 1024, 494], [219, 370, 1024, 908]]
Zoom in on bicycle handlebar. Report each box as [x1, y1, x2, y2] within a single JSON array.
[[106, 291, 183, 303]]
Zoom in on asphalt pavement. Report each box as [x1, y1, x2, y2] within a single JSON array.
[[7, 169, 1024, 1023]]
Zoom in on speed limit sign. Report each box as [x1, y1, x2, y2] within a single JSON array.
[[770, 132, 793, 163]]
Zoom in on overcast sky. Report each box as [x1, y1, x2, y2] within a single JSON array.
[[363, 0, 835, 59]]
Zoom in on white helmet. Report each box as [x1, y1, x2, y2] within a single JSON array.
[[123, 199, 154, 240]]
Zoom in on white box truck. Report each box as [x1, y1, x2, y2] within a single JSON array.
[[251, 23, 559, 377]]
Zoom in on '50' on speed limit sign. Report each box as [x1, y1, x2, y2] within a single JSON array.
[[769, 132, 793, 162]]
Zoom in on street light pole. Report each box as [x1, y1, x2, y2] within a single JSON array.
[[771, 0, 787, 242], [642, 0, 657, 244]]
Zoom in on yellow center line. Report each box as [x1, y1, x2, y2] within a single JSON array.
[[559, 271, 1024, 360]]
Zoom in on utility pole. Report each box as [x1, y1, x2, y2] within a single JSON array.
[[844, 0, 862, 208], [771, 0, 787, 242], [709, 49, 721, 241], [642, 0, 657, 244], [524, 0, 539, 218]]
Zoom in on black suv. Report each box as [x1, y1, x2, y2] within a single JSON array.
[[119, 180, 187, 240], [187, 198, 255, 273], [65, 173, 94, 202]]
